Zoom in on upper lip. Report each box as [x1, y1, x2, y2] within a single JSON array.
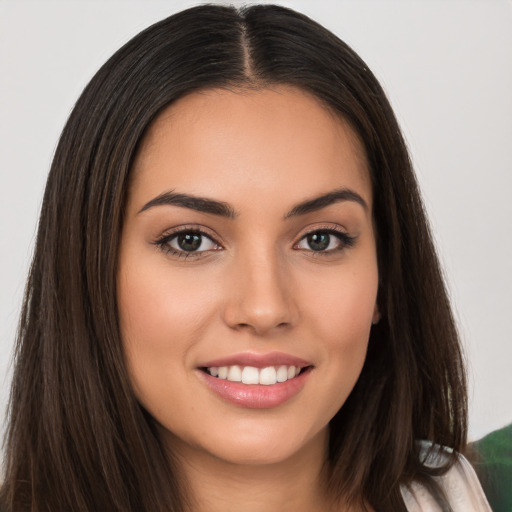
[[199, 351, 311, 369]]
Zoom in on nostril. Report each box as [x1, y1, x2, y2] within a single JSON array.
[[234, 323, 252, 331]]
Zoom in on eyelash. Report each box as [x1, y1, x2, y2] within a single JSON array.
[[294, 228, 357, 255], [153, 227, 221, 259], [153, 226, 357, 259]]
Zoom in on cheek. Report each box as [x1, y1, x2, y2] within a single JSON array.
[[303, 261, 378, 340], [118, 260, 216, 347], [116, 260, 218, 401], [300, 264, 378, 413]]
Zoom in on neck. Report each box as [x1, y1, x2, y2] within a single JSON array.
[[166, 428, 362, 512]]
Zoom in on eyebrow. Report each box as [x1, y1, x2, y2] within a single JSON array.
[[138, 191, 237, 218], [138, 187, 368, 218], [284, 188, 368, 218]]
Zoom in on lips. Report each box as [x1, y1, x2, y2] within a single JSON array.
[[200, 352, 310, 369], [197, 352, 313, 408]]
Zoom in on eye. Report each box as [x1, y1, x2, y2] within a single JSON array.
[[171, 232, 216, 252], [155, 229, 221, 257], [295, 229, 356, 253]]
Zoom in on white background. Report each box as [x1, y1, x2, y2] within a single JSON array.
[[1, 0, 511, 444]]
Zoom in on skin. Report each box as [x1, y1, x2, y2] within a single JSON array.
[[117, 86, 379, 512]]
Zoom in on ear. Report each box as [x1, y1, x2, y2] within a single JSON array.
[[372, 303, 381, 325]]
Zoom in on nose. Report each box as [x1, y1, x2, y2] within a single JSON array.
[[222, 249, 299, 336]]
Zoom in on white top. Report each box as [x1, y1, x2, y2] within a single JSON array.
[[401, 443, 492, 511]]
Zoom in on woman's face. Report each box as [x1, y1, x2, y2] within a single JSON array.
[[118, 86, 379, 466]]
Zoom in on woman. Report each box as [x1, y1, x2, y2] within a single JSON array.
[[0, 4, 491, 511]]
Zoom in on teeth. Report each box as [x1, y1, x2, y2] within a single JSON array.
[[207, 365, 302, 385], [227, 365, 242, 382], [242, 366, 259, 385], [276, 365, 288, 382], [260, 366, 277, 385]]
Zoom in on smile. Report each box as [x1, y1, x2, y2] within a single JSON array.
[[198, 353, 313, 409], [205, 365, 303, 385]]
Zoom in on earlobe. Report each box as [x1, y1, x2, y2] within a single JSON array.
[[372, 304, 381, 325]]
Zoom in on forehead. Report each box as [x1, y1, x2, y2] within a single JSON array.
[[129, 86, 371, 210]]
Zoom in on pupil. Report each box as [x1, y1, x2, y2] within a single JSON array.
[[178, 233, 201, 251], [308, 232, 330, 251]]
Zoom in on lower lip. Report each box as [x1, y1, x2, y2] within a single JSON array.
[[198, 367, 312, 409]]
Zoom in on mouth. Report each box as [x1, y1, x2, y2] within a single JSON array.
[[197, 354, 313, 408], [200, 364, 309, 385]]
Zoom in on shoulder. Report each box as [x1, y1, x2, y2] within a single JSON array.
[[400, 441, 492, 512]]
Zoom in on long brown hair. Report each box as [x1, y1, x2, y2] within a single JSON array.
[[1, 5, 467, 511]]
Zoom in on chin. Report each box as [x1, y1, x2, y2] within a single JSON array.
[[211, 437, 300, 466], [166, 419, 328, 469]]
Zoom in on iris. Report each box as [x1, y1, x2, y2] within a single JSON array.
[[307, 232, 331, 251], [177, 233, 202, 251]]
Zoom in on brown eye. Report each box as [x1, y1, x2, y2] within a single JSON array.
[[295, 229, 356, 253], [156, 230, 221, 256], [306, 232, 331, 251], [176, 233, 203, 252]]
